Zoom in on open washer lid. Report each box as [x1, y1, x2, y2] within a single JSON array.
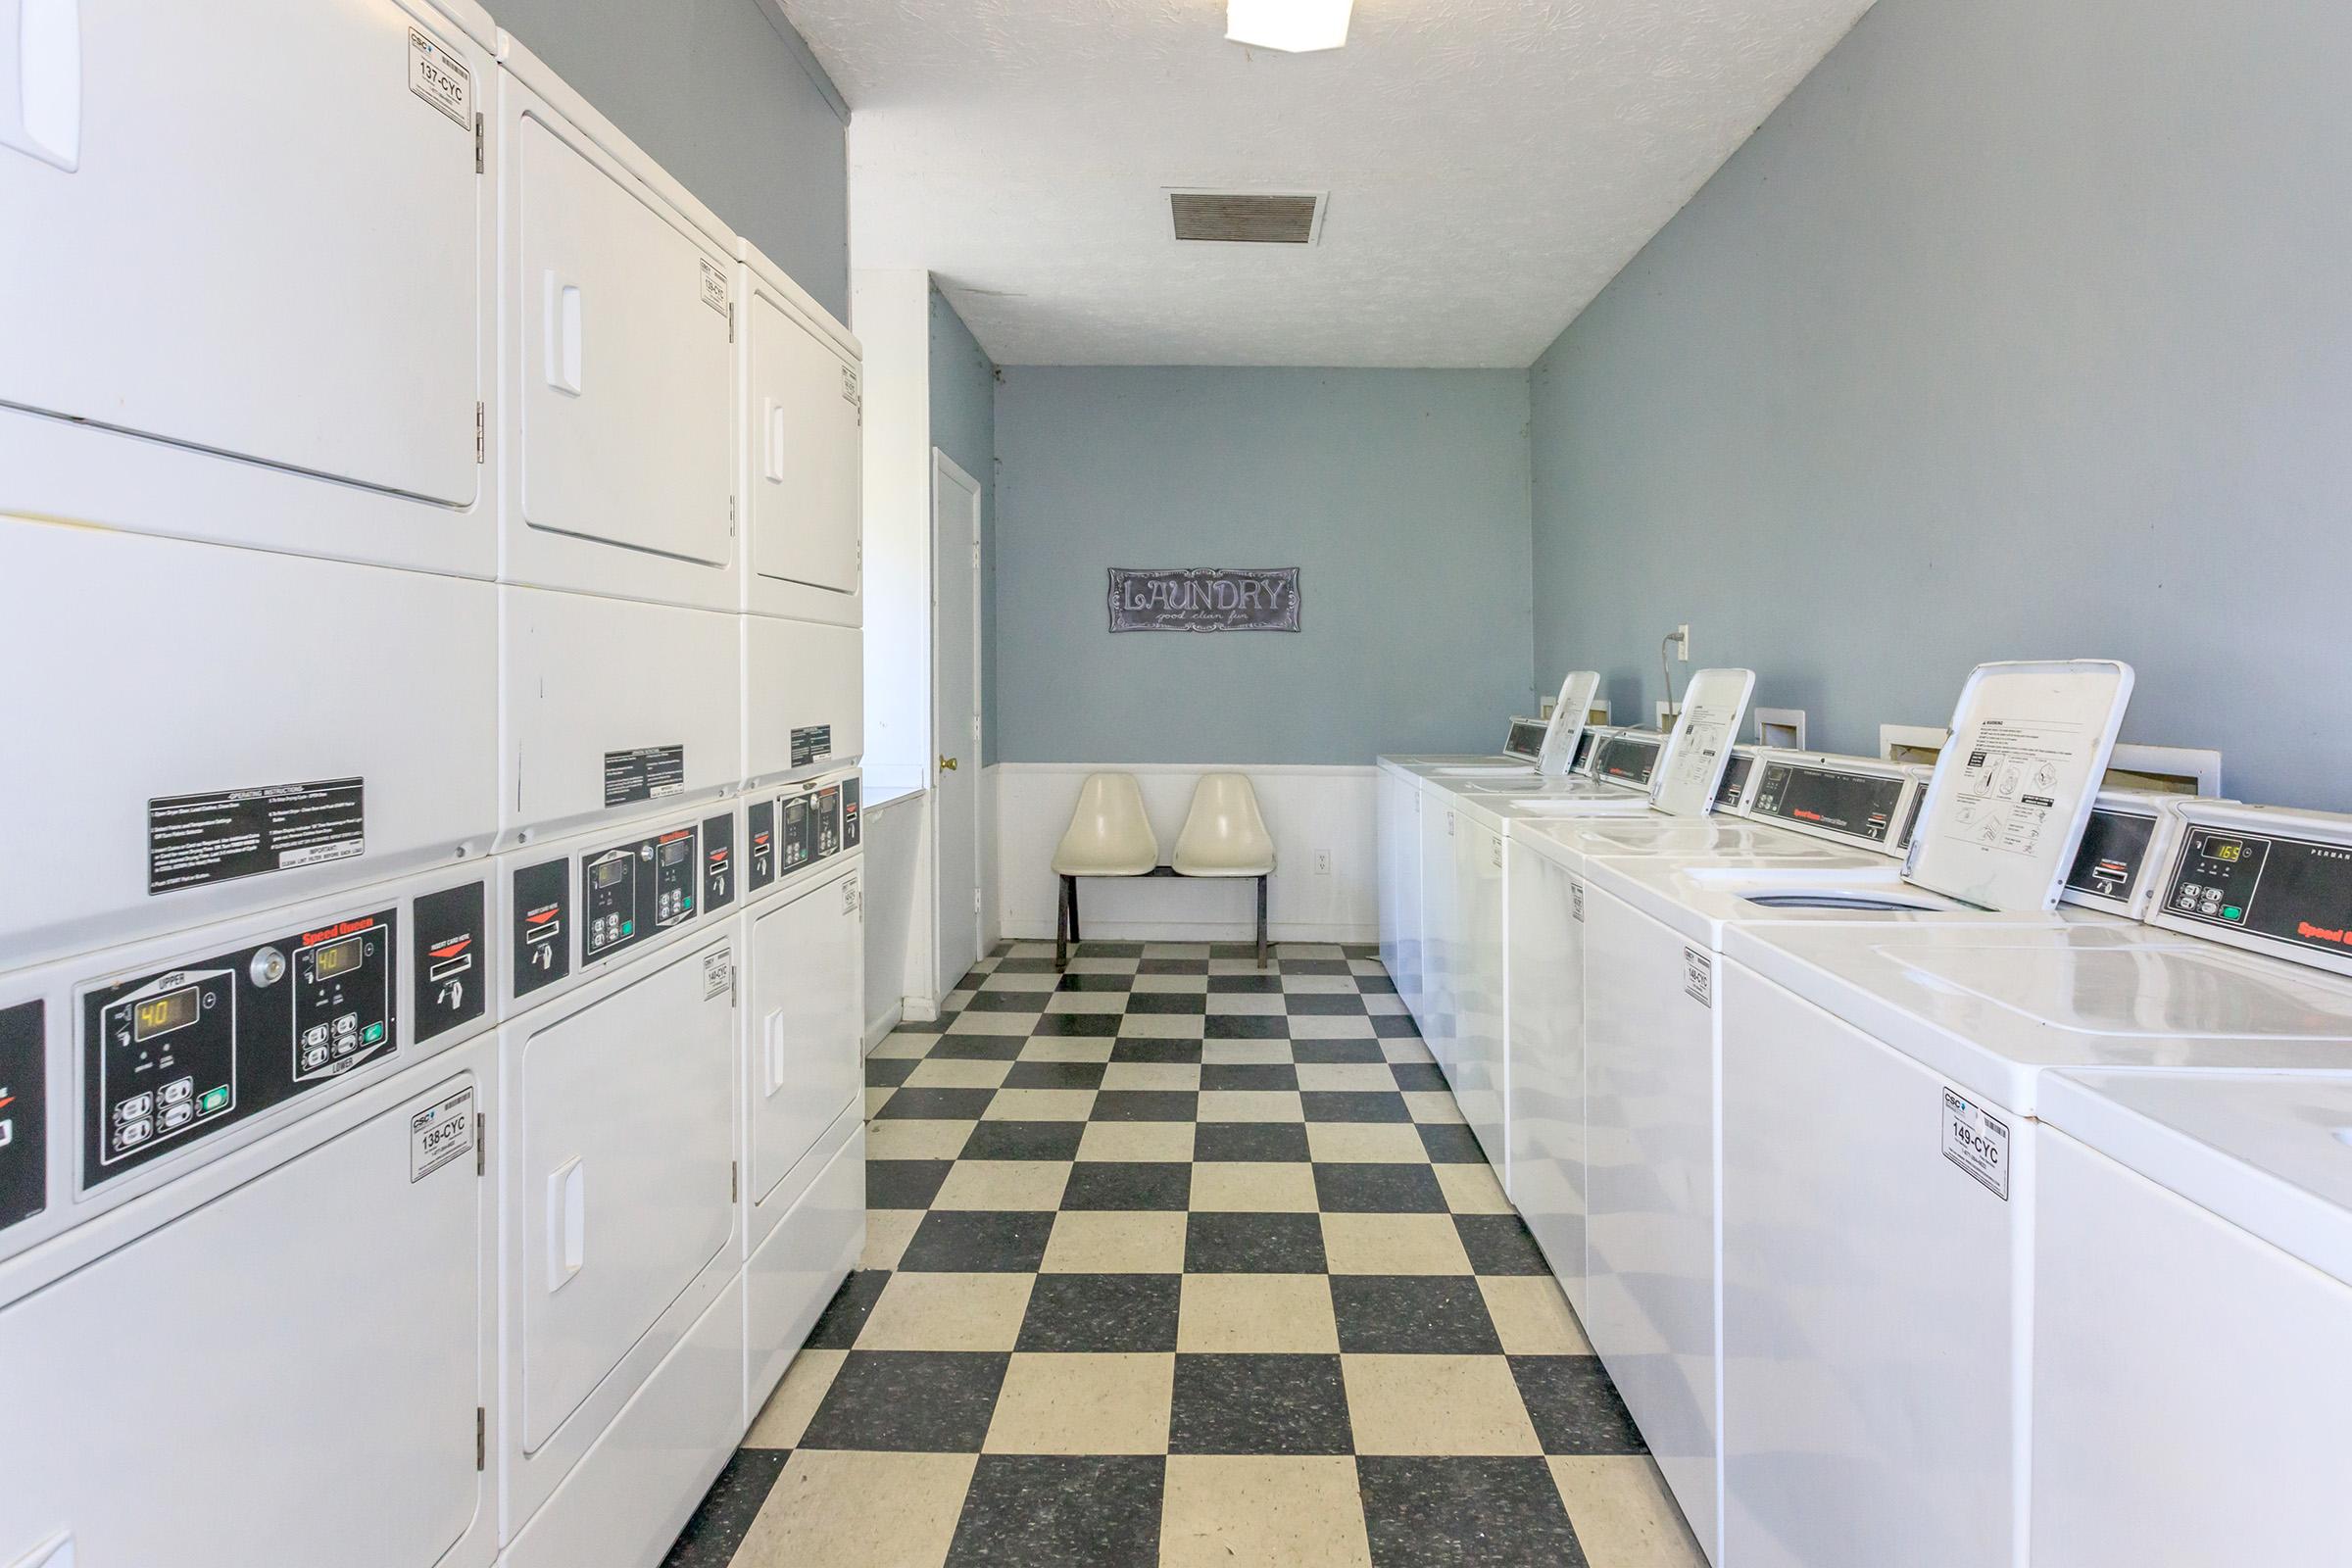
[[1899, 660, 2135, 911], [1534, 671, 1602, 778], [1649, 668, 1757, 817]]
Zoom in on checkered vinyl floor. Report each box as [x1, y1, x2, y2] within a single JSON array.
[[662, 941, 1704, 1568]]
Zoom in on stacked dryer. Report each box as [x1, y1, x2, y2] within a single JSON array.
[[0, 5, 864, 1565]]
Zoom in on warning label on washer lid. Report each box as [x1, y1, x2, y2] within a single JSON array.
[[701, 259, 730, 318], [604, 746, 686, 808], [1941, 718, 2087, 858], [1941, 1088, 2010, 1200], [410, 1087, 475, 1182], [148, 778, 366, 895], [791, 725, 833, 768], [1683, 946, 1712, 1005], [407, 28, 472, 128]]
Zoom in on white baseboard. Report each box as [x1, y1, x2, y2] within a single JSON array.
[[861, 1003, 904, 1054], [994, 763, 1378, 947], [901, 996, 940, 1023]]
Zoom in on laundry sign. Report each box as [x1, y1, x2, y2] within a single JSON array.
[[1107, 567, 1300, 633]]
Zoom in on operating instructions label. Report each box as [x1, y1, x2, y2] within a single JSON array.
[[148, 778, 365, 895], [603, 746, 685, 808], [791, 724, 833, 768], [1939, 719, 2084, 858], [1941, 1088, 2010, 1200]]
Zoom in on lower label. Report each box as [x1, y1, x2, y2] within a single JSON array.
[[410, 1087, 474, 1182], [1941, 1088, 2010, 1200], [148, 777, 365, 895], [0, 1001, 46, 1235], [1571, 881, 1585, 923], [703, 950, 733, 1001], [791, 724, 833, 768], [1683, 946, 1712, 1005], [604, 746, 685, 808]]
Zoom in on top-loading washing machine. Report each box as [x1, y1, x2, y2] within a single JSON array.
[[2029, 1064, 2352, 1567], [1570, 660, 2137, 1563], [1381, 670, 1605, 778], [1426, 671, 1758, 1155], [1715, 801, 2352, 1568]]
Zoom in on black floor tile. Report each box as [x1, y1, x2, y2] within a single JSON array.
[[1388, 1061, 1448, 1093], [1331, 1276, 1504, 1355], [1076, 942, 1147, 957], [659, 1449, 789, 1567], [1185, 1211, 1327, 1273], [1015, 1273, 1182, 1352], [878, 1087, 1000, 1121], [931, 1035, 1029, 1061], [1510, 1356, 1649, 1454], [1208, 974, 1282, 994], [1455, 1213, 1550, 1275], [1055, 972, 1133, 993], [798, 1350, 1010, 1452], [1031, 1012, 1124, 1038], [865, 1055, 919, 1087], [1137, 957, 1209, 975], [1061, 1161, 1192, 1211], [1193, 1121, 1312, 1163], [1357, 1456, 1589, 1568], [1287, 993, 1369, 1015], [1372, 1014, 1424, 1039], [1090, 1090, 1199, 1122], [1341, 944, 1379, 958], [1004, 1059, 1109, 1091], [1123, 991, 1206, 1014], [1278, 958, 1351, 976], [1358, 973, 1398, 993], [1292, 1039, 1384, 1064], [1169, 1353, 1352, 1455], [946, 1454, 1164, 1567], [867, 1158, 955, 1209], [1200, 1061, 1298, 1092], [992, 956, 1063, 974], [1110, 1037, 1204, 1063], [899, 1210, 1057, 1273], [965, 991, 1048, 1013], [804, 1270, 892, 1348], [1203, 1014, 1288, 1040], [1312, 1162, 1448, 1214], [1417, 1124, 1486, 1163], [960, 1120, 1088, 1161], [1300, 1091, 1411, 1123], [1207, 943, 1264, 959]]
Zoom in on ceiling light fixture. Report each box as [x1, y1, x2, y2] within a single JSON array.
[[1226, 0, 1352, 54]]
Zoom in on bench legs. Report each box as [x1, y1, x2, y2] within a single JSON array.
[[1055, 872, 1266, 970]]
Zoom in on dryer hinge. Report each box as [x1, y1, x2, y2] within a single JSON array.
[[475, 1407, 486, 1471], [475, 1111, 486, 1176], [731, 1160, 739, 1202], [475, 402, 486, 464], [474, 113, 485, 173]]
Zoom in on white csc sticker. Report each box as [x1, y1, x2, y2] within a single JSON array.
[[1682, 946, 1712, 1005], [1571, 881, 1585, 923], [410, 1087, 475, 1182], [703, 950, 734, 1000], [701, 259, 731, 318], [408, 29, 472, 129], [1941, 1088, 2010, 1200]]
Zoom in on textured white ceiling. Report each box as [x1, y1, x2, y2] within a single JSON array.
[[785, 0, 1875, 367]]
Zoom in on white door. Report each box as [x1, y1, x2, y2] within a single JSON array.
[[932, 451, 983, 996], [0, 1066, 489, 1568], [747, 863, 864, 1247]]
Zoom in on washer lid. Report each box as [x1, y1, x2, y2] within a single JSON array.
[[1649, 668, 1757, 818], [2042, 1069, 2352, 1287], [1536, 671, 1602, 778], [1901, 661, 2136, 911]]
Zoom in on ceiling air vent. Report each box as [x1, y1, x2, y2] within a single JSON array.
[[1168, 190, 1325, 245]]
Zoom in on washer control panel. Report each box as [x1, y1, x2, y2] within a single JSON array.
[[1751, 762, 1903, 846], [2161, 824, 2352, 961], [1714, 752, 1756, 809], [581, 824, 700, 964], [2067, 807, 2160, 905], [1592, 735, 1661, 788], [81, 906, 397, 1186]]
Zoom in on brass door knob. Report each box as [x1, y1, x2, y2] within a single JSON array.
[[938, 756, 959, 772]]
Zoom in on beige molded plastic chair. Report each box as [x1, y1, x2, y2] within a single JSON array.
[[1052, 773, 1158, 967], [1173, 773, 1277, 968]]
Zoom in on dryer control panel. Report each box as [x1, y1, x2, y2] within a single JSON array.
[[583, 825, 699, 962], [843, 777, 861, 850], [703, 811, 736, 912], [1, 1001, 45, 1235], [1751, 762, 1903, 847], [747, 800, 777, 892], [77, 893, 460, 1186]]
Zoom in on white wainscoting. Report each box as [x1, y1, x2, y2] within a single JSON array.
[[994, 763, 1377, 944], [860, 786, 936, 1049]]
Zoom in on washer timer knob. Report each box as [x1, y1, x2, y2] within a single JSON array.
[[249, 947, 287, 987]]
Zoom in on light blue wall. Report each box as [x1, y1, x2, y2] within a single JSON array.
[[994, 368, 1536, 765], [491, 0, 850, 318], [929, 287, 999, 761], [1530, 0, 2352, 808]]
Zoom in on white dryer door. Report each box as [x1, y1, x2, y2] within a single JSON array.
[[748, 865, 863, 1224], [747, 290, 861, 602], [520, 940, 734, 1450], [0, 1069, 486, 1568], [0, 0, 483, 508]]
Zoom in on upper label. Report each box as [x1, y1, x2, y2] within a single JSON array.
[[1941, 1088, 2010, 1200], [148, 778, 365, 895], [409, 1087, 474, 1182], [604, 746, 685, 809], [791, 725, 833, 769], [701, 259, 731, 318], [407, 28, 472, 129]]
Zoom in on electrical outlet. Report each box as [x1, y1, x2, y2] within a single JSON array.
[[1673, 623, 1691, 662], [1313, 850, 1331, 876]]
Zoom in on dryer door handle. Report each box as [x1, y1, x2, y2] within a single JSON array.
[[0, 0, 81, 172], [544, 271, 584, 395], [763, 1008, 787, 1097], [546, 1157, 586, 1292]]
